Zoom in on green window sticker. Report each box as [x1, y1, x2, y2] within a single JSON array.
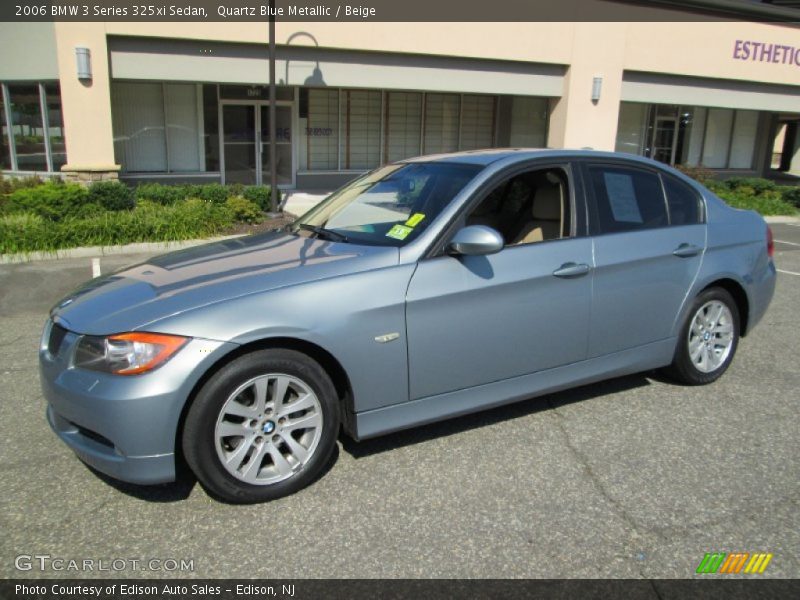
[[405, 213, 426, 227], [386, 224, 413, 240]]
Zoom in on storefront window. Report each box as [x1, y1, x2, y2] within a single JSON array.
[[111, 82, 206, 173], [203, 84, 219, 171], [305, 89, 338, 170], [682, 107, 706, 166], [459, 95, 496, 151], [385, 92, 422, 163], [615, 102, 760, 170], [729, 110, 759, 169], [0, 88, 10, 170], [8, 84, 47, 172], [505, 96, 548, 148], [423, 94, 459, 154], [340, 89, 381, 170], [615, 103, 648, 155], [44, 83, 66, 171], [701, 108, 734, 168], [112, 82, 167, 172]]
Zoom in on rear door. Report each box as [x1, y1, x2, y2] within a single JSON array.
[[582, 161, 706, 357]]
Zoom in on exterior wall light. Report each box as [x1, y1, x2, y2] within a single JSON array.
[[591, 76, 603, 103], [75, 47, 92, 81]]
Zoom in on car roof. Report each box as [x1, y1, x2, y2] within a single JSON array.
[[400, 148, 672, 170]]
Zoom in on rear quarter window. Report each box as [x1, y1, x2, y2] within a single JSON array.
[[587, 165, 668, 234], [662, 174, 704, 225]]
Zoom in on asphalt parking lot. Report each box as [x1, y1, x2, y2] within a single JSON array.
[[1, 223, 798, 579]]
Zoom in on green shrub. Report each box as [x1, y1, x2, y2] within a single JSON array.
[[0, 199, 236, 254], [724, 177, 777, 195], [674, 164, 715, 183], [134, 182, 186, 205], [226, 183, 245, 198], [0, 173, 44, 196], [716, 189, 797, 216], [196, 183, 229, 204], [225, 196, 263, 223], [702, 179, 728, 194], [242, 185, 274, 211], [6, 182, 89, 221], [87, 180, 135, 211], [0, 213, 48, 254], [780, 186, 800, 208], [73, 203, 106, 219], [134, 182, 248, 205]]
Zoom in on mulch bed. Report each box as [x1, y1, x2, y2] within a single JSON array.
[[222, 214, 296, 236]]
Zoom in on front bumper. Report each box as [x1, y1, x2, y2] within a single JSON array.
[[40, 326, 236, 485], [46, 404, 176, 484]]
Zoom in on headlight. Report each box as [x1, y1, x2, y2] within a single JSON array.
[[73, 332, 189, 375]]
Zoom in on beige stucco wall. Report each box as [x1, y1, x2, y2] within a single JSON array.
[[43, 18, 800, 172], [53, 23, 118, 172], [624, 22, 800, 86], [547, 22, 628, 151]]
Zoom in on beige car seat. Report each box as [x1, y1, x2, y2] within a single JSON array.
[[511, 182, 564, 245]]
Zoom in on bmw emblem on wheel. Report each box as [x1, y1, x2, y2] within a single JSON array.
[[262, 421, 276, 434]]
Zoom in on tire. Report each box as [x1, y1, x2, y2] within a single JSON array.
[[664, 287, 740, 385], [183, 349, 340, 503]]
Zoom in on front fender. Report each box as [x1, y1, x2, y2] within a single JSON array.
[[146, 264, 417, 415]]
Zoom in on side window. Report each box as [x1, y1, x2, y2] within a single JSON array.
[[587, 165, 668, 234], [466, 167, 570, 246], [662, 175, 703, 225]]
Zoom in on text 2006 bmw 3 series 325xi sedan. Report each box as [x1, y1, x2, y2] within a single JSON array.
[[40, 149, 776, 503]]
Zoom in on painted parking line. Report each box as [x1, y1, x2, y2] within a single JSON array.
[[775, 240, 800, 247], [777, 269, 800, 277]]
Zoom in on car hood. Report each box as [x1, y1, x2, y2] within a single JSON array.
[[51, 232, 399, 336]]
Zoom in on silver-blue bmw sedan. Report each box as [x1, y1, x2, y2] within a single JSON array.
[[40, 149, 776, 503]]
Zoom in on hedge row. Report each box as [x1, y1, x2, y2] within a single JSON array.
[[0, 199, 237, 254], [0, 179, 276, 222]]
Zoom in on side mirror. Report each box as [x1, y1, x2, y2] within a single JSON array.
[[448, 225, 504, 256]]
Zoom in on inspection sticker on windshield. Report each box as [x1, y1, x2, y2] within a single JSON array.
[[386, 224, 413, 240], [405, 213, 426, 227]]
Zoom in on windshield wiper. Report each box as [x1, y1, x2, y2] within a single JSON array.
[[297, 224, 349, 243]]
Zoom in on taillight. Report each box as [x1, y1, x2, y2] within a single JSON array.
[[767, 225, 774, 258]]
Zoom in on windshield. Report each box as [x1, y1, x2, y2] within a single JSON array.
[[290, 162, 483, 246]]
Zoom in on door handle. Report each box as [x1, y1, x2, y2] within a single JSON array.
[[552, 262, 591, 278], [673, 243, 701, 258]]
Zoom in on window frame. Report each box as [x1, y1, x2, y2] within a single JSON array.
[[659, 172, 706, 226], [1, 81, 65, 174], [425, 159, 587, 259], [580, 160, 672, 237]]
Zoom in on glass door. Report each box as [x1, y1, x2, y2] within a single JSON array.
[[222, 104, 257, 185], [651, 117, 678, 165], [260, 105, 293, 187]]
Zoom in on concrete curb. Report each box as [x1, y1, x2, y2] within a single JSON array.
[[764, 215, 800, 224], [0, 235, 245, 265]]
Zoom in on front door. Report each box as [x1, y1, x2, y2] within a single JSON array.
[[222, 103, 294, 186], [405, 239, 593, 400], [222, 104, 257, 185]]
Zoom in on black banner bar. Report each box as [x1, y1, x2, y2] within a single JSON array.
[[2, 579, 800, 600], [2, 0, 800, 22]]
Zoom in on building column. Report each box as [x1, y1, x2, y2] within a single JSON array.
[[53, 23, 120, 183], [547, 23, 627, 152], [788, 122, 800, 176]]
